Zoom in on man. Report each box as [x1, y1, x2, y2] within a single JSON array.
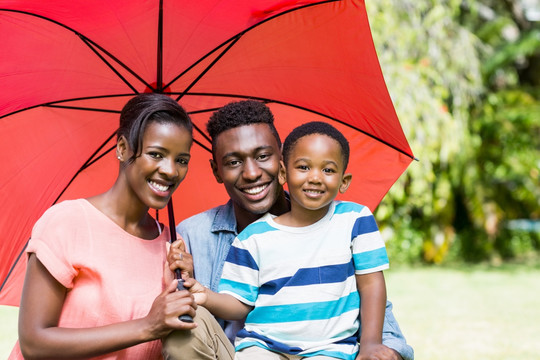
[[174, 100, 413, 360]]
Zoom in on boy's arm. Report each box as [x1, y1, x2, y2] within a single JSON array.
[[356, 271, 388, 358], [183, 278, 252, 320]]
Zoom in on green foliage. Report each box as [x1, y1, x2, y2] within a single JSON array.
[[463, 88, 540, 260], [496, 228, 540, 259], [367, 0, 540, 263], [483, 29, 540, 79]]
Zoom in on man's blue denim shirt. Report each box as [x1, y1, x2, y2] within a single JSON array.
[[177, 200, 414, 360]]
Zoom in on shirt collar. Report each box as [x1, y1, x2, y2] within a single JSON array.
[[210, 199, 238, 234], [210, 192, 291, 235]]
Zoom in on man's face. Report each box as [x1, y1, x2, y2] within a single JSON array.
[[211, 123, 282, 216]]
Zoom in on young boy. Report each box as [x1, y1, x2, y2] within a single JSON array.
[[187, 121, 390, 360]]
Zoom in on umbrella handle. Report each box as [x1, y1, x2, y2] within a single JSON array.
[[168, 200, 194, 323]]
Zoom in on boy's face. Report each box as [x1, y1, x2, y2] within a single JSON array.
[[280, 134, 351, 216], [210, 123, 283, 216]]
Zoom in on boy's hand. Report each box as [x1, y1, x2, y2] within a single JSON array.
[[183, 278, 208, 306], [167, 237, 193, 280], [357, 343, 402, 360]]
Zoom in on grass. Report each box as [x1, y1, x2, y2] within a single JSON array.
[[0, 304, 18, 359], [1, 265, 540, 359], [384, 265, 540, 360]]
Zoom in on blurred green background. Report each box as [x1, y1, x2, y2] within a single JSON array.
[[368, 0, 539, 265], [2, 0, 539, 358]]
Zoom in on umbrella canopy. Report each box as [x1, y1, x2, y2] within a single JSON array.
[[0, 0, 414, 306]]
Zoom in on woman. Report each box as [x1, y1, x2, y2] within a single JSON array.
[[10, 93, 197, 359]]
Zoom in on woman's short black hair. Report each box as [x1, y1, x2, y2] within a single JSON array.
[[117, 93, 192, 163], [282, 121, 350, 170]]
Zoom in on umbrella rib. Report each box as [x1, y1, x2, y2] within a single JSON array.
[[188, 106, 223, 115], [46, 104, 121, 114], [156, 0, 164, 92], [181, 92, 416, 160], [53, 138, 117, 206], [0, 8, 150, 92], [11, 92, 415, 160], [173, 36, 242, 103], [54, 135, 211, 210], [79, 37, 140, 94], [164, 0, 339, 91], [0, 242, 28, 293], [77, 39, 152, 91], [80, 145, 116, 171], [2, 0, 419, 302], [164, 39, 233, 91], [191, 123, 212, 145], [47, 104, 212, 148], [162, 0, 411, 159], [0, 94, 137, 120], [78, 137, 117, 172], [193, 138, 211, 153], [0, 136, 209, 295], [269, 101, 414, 160], [187, 106, 239, 144], [54, 133, 212, 207]]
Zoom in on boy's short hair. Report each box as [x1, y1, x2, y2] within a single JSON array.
[[206, 100, 281, 155], [282, 121, 350, 170]]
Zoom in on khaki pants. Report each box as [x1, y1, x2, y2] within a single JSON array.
[[163, 307, 337, 360], [162, 306, 234, 360], [235, 346, 337, 360]]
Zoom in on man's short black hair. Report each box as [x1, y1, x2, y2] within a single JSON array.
[[206, 100, 281, 155], [282, 121, 350, 170]]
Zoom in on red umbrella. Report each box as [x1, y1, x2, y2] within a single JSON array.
[[0, 0, 414, 306]]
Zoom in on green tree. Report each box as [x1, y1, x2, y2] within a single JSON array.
[[367, 0, 540, 263]]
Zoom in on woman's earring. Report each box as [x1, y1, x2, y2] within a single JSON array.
[[117, 155, 122, 160]]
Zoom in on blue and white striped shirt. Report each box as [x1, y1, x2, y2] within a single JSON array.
[[218, 201, 389, 360]]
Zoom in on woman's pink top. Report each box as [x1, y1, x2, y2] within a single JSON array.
[[10, 199, 169, 359]]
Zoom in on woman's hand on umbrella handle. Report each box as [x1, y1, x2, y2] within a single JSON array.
[[167, 238, 193, 280], [144, 280, 198, 339]]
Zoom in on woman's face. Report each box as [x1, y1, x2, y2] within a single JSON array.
[[124, 121, 192, 210]]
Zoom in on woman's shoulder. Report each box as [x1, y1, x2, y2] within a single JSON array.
[[41, 199, 89, 217], [35, 199, 91, 229], [51, 198, 88, 210]]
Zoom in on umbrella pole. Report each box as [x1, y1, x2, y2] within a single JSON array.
[[167, 199, 194, 322]]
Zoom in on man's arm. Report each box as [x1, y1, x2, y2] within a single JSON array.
[[381, 300, 414, 360], [352, 207, 414, 360], [356, 299, 414, 360], [355, 272, 413, 360]]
